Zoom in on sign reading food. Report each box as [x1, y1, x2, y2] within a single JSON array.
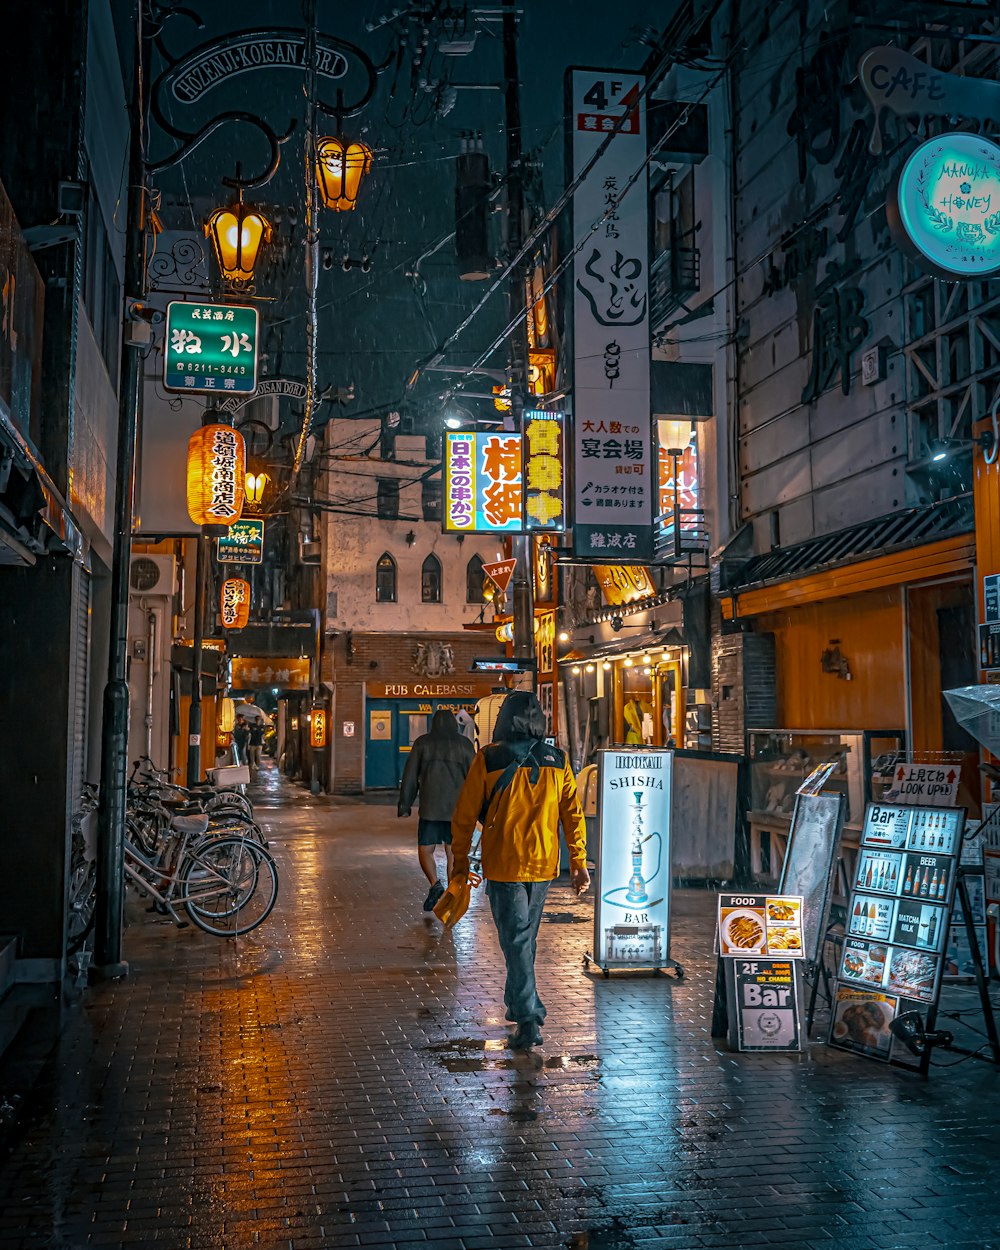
[[717, 894, 804, 959]]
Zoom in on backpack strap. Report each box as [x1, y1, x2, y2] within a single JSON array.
[[479, 740, 539, 828]]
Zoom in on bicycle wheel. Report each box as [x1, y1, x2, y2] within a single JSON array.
[[205, 812, 267, 846], [182, 837, 278, 936], [67, 849, 97, 952]]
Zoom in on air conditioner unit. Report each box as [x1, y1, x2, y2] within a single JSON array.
[[129, 555, 176, 596], [299, 538, 322, 564]]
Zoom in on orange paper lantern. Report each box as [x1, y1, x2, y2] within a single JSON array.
[[187, 424, 246, 526], [309, 706, 328, 749], [220, 577, 251, 629]]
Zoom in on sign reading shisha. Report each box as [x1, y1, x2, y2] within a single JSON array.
[[888, 132, 1000, 279]]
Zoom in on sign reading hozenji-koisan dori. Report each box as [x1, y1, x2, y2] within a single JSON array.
[[164, 301, 260, 395], [568, 69, 652, 562]]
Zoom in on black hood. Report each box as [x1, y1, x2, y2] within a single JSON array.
[[430, 709, 459, 735], [493, 691, 546, 742]]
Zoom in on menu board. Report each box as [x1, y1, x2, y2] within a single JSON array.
[[727, 959, 802, 1052], [836, 803, 964, 1012], [830, 985, 900, 1062], [717, 894, 804, 959]]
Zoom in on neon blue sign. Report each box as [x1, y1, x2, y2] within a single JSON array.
[[889, 132, 1000, 279]]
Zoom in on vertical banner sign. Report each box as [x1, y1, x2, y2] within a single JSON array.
[[594, 748, 672, 968], [569, 69, 652, 561], [523, 410, 566, 531], [164, 301, 260, 395], [443, 430, 523, 533]]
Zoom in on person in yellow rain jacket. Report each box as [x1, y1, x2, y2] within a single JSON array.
[[451, 691, 589, 1051]]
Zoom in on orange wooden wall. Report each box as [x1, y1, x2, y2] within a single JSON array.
[[756, 587, 906, 730]]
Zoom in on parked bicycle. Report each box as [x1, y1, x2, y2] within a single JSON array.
[[67, 782, 99, 953]]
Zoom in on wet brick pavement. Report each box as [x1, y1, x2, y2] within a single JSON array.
[[1, 765, 999, 1249]]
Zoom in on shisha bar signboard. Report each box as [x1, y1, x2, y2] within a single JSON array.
[[594, 748, 672, 968], [831, 802, 965, 1064]]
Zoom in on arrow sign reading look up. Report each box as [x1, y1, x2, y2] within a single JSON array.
[[482, 558, 517, 597]]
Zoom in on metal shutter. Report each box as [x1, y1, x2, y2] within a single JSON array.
[[68, 563, 92, 804]]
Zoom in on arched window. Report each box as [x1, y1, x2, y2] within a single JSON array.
[[375, 552, 397, 603], [466, 554, 486, 603], [421, 553, 442, 604]]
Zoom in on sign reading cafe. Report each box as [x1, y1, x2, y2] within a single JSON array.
[[568, 68, 653, 562]]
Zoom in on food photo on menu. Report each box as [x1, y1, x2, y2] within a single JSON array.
[[842, 938, 888, 988], [887, 947, 938, 1003], [719, 904, 767, 954], [831, 987, 897, 1060]]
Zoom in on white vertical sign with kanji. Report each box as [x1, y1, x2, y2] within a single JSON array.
[[569, 69, 652, 562]]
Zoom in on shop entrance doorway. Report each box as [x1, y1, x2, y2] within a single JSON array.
[[364, 698, 478, 790]]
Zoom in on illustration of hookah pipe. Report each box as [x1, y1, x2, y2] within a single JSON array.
[[625, 791, 663, 905]]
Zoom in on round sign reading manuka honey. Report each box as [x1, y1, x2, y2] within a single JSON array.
[[888, 132, 1000, 279]]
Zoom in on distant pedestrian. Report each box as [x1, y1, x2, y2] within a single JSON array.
[[451, 691, 589, 1051], [398, 709, 475, 911], [232, 715, 250, 765], [248, 719, 265, 779]]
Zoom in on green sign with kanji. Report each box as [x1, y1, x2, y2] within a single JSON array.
[[163, 301, 259, 395], [217, 518, 265, 564]]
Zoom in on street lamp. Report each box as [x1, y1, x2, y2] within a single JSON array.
[[245, 469, 270, 508], [204, 191, 273, 286], [315, 135, 373, 211]]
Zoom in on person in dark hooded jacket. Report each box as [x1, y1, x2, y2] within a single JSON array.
[[451, 691, 588, 1050], [398, 708, 475, 911]]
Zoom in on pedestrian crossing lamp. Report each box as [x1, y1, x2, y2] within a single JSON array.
[[204, 190, 272, 286], [315, 136, 373, 211]]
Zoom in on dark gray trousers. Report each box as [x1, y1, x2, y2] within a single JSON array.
[[486, 880, 551, 1026]]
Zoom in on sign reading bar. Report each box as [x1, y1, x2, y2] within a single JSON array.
[[443, 430, 523, 534], [594, 748, 672, 968], [568, 68, 653, 562], [164, 301, 260, 395], [217, 518, 265, 563], [727, 959, 802, 1052], [523, 410, 565, 531]]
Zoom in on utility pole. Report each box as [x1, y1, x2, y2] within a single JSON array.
[[94, 10, 149, 977], [502, 0, 535, 679]]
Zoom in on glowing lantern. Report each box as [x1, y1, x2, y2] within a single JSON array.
[[245, 470, 269, 508], [187, 424, 246, 526], [315, 137, 373, 211], [309, 705, 328, 749], [204, 194, 272, 285], [220, 577, 251, 630], [218, 697, 236, 733]]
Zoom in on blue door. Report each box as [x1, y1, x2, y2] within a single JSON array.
[[365, 700, 400, 789]]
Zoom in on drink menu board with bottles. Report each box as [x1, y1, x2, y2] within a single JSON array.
[[838, 804, 965, 1007]]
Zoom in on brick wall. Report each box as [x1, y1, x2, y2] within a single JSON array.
[[712, 631, 776, 756], [322, 630, 504, 793]]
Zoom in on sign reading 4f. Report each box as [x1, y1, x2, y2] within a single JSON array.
[[164, 301, 259, 395]]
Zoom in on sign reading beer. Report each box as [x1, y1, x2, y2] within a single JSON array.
[[164, 301, 260, 394], [219, 577, 251, 629], [186, 424, 246, 526], [443, 430, 523, 534], [523, 410, 565, 531], [217, 518, 264, 563]]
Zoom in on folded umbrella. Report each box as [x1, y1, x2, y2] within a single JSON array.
[[433, 877, 472, 928]]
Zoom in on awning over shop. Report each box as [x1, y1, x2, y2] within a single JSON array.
[[559, 625, 685, 663], [722, 494, 974, 619], [0, 409, 85, 565]]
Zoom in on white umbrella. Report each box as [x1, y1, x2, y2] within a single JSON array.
[[943, 685, 1000, 755], [233, 701, 273, 726]]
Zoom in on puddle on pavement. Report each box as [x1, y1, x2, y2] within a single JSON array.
[[568, 1207, 689, 1249], [543, 911, 588, 924], [425, 1039, 601, 1073], [488, 1106, 539, 1120]]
